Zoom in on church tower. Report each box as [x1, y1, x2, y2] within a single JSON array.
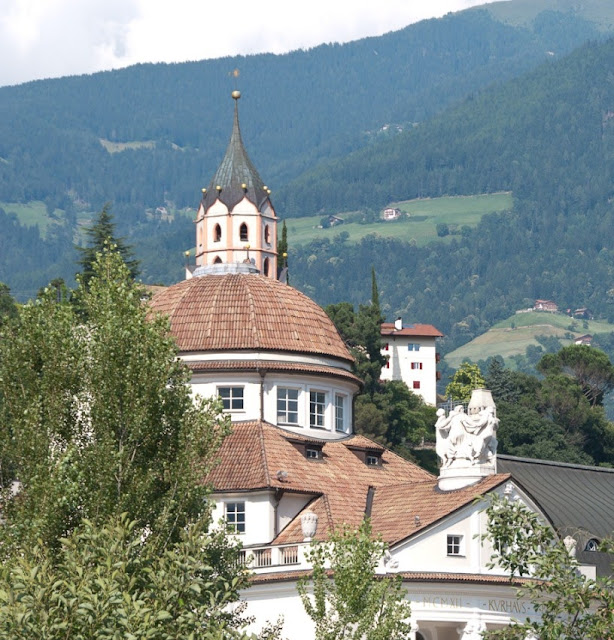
[[194, 91, 278, 278]]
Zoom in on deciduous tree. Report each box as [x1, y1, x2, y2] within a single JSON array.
[[0, 248, 228, 552], [298, 520, 412, 640], [482, 494, 614, 640]]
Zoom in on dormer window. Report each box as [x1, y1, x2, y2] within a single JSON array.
[[306, 447, 322, 460], [585, 538, 599, 552], [346, 444, 385, 466], [240, 223, 249, 242]]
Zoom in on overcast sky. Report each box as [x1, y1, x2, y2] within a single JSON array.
[[0, 0, 497, 88]]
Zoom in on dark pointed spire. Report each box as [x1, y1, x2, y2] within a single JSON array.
[[202, 91, 270, 212]]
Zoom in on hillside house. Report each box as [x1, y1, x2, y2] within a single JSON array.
[[574, 334, 593, 346], [383, 207, 402, 221], [380, 317, 443, 406], [534, 299, 558, 312]]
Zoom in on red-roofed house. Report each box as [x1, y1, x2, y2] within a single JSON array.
[[381, 317, 443, 405]]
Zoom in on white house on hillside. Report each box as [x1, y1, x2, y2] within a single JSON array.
[[380, 318, 443, 406]]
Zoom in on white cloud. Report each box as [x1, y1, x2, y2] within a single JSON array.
[[0, 0, 491, 88]]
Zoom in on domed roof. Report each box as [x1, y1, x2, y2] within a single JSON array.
[[150, 274, 352, 363]]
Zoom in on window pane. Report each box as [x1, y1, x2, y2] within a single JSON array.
[[278, 388, 300, 424], [310, 391, 326, 428], [218, 387, 243, 411], [226, 502, 245, 533]]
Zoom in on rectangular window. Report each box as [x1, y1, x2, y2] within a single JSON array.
[[447, 534, 463, 556], [226, 502, 245, 534], [366, 454, 380, 466], [306, 447, 321, 460], [407, 343, 421, 351], [310, 391, 326, 428], [277, 388, 299, 424], [411, 362, 423, 370], [218, 386, 244, 411], [413, 381, 421, 389], [335, 394, 345, 432]]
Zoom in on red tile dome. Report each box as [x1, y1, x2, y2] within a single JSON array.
[[150, 274, 352, 362]]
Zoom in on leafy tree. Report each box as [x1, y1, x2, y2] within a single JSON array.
[[537, 344, 614, 407], [0, 514, 281, 640], [0, 247, 229, 553], [298, 520, 412, 640], [445, 362, 486, 403], [77, 204, 139, 287], [482, 494, 614, 639], [0, 283, 17, 327]]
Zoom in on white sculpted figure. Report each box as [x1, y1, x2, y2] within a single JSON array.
[[436, 404, 498, 468]]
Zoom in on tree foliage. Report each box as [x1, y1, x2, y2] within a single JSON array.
[[0, 514, 279, 640], [298, 520, 412, 640], [445, 362, 486, 403], [77, 205, 139, 287], [482, 494, 614, 640], [484, 350, 614, 465], [0, 248, 229, 552], [537, 344, 614, 407]]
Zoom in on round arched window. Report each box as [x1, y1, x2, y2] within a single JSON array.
[[263, 257, 270, 276], [214, 224, 222, 242], [240, 223, 248, 242], [264, 224, 270, 244]]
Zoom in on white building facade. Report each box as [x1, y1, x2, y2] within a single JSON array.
[[381, 318, 443, 406]]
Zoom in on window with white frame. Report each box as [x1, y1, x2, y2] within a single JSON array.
[[407, 343, 421, 351], [447, 534, 464, 556], [335, 394, 345, 431], [277, 387, 299, 424], [218, 386, 244, 411], [309, 391, 326, 428], [225, 502, 245, 533]]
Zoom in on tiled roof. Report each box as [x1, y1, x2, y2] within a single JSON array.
[[369, 475, 509, 546], [249, 570, 531, 586], [150, 274, 352, 362], [201, 96, 270, 214], [381, 322, 443, 338], [207, 420, 507, 546], [188, 360, 360, 385]]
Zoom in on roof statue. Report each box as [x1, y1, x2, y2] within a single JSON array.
[[436, 388, 499, 490]]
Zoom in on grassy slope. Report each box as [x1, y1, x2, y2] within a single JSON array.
[[284, 193, 512, 247], [445, 311, 614, 368]]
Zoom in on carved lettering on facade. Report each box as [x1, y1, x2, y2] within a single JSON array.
[[487, 599, 528, 614]]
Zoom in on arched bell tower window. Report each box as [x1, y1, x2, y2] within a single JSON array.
[[263, 257, 270, 276], [264, 224, 270, 245], [240, 223, 249, 242], [213, 256, 222, 264], [214, 224, 222, 242]]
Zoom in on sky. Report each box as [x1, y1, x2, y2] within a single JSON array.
[[0, 0, 496, 88]]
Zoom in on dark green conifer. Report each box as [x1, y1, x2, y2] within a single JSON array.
[[77, 204, 139, 286]]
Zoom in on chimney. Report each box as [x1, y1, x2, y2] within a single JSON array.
[[394, 317, 403, 331]]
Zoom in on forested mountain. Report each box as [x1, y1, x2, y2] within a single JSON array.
[[287, 35, 614, 354], [0, 5, 607, 297]]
